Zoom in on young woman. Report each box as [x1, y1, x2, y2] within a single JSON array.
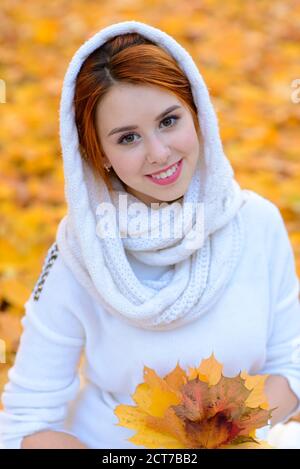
[[1, 20, 300, 449]]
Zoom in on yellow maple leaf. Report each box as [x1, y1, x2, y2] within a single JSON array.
[[241, 370, 270, 409], [188, 352, 223, 385]]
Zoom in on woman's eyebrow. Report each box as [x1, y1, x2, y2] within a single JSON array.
[[107, 104, 182, 137]]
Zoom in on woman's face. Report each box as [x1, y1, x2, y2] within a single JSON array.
[[95, 83, 201, 206]]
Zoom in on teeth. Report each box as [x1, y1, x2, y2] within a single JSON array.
[[152, 163, 179, 179]]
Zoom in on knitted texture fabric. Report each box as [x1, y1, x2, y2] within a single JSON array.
[[56, 20, 248, 331]]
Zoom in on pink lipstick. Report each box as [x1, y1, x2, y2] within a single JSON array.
[[145, 159, 183, 186]]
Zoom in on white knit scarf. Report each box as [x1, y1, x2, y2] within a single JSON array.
[[56, 20, 247, 331]]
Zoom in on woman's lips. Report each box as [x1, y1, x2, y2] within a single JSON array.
[[145, 159, 183, 186]]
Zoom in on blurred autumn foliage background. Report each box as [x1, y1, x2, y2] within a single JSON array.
[[0, 0, 300, 417]]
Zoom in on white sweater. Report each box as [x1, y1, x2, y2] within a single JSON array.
[[1, 190, 300, 449]]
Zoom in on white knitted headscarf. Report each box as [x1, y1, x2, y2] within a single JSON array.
[[56, 20, 247, 331]]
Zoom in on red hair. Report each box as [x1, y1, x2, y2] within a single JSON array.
[[74, 32, 200, 192]]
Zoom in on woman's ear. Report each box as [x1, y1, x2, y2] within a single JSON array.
[[103, 158, 112, 170]]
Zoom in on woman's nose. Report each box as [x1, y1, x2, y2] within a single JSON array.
[[145, 135, 171, 165]]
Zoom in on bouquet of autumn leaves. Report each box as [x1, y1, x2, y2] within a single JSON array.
[[114, 353, 276, 449]]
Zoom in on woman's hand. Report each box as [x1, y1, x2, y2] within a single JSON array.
[[21, 430, 89, 449], [264, 374, 299, 426]]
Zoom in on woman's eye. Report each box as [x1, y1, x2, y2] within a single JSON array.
[[117, 114, 180, 145], [117, 133, 137, 145], [160, 115, 179, 128]]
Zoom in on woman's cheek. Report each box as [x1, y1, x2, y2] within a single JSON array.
[[179, 127, 199, 153], [114, 157, 141, 181]]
